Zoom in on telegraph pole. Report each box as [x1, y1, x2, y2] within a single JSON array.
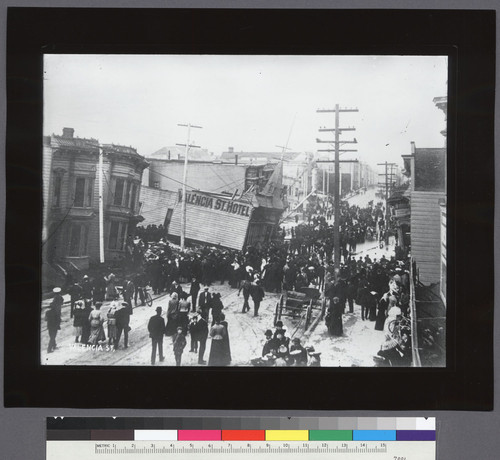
[[317, 105, 358, 277], [177, 123, 202, 250], [377, 161, 397, 222], [97, 145, 105, 263]]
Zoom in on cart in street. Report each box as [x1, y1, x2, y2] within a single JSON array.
[[274, 287, 327, 331]]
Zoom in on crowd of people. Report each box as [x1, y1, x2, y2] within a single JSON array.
[[44, 193, 413, 367]]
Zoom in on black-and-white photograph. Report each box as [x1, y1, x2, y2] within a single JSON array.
[[41, 54, 447, 368]]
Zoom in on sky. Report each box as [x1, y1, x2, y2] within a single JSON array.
[[44, 54, 447, 169]]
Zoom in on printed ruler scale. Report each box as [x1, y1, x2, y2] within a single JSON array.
[[94, 441, 389, 454]]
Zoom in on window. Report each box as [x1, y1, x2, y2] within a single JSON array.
[[125, 181, 132, 208], [74, 177, 86, 207], [129, 183, 137, 211], [108, 220, 128, 250], [68, 223, 89, 257], [109, 221, 119, 250], [52, 175, 62, 207], [114, 178, 125, 206], [73, 177, 94, 208]]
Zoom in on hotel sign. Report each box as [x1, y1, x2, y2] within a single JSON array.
[[185, 192, 251, 217]]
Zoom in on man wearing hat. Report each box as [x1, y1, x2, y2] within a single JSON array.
[[81, 275, 93, 303], [273, 321, 286, 340], [198, 287, 212, 321], [262, 329, 278, 357], [45, 300, 61, 353], [148, 306, 166, 365], [67, 281, 83, 318], [189, 278, 201, 312], [52, 287, 64, 316], [237, 278, 252, 313], [170, 280, 184, 299], [290, 337, 308, 366], [115, 301, 132, 349], [250, 279, 265, 317], [189, 313, 208, 364], [122, 276, 135, 313]]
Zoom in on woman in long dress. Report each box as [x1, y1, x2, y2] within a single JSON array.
[[374, 292, 390, 331], [88, 302, 106, 345], [165, 292, 179, 337], [326, 297, 343, 337], [72, 301, 86, 343], [81, 301, 92, 344], [208, 318, 229, 366], [105, 273, 118, 301], [107, 302, 118, 347], [219, 313, 231, 365]]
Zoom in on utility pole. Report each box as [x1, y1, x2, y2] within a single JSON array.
[[377, 161, 397, 222], [317, 105, 358, 278], [98, 145, 105, 264], [177, 123, 202, 250]]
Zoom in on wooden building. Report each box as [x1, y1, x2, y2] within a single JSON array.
[[42, 128, 149, 277], [143, 158, 275, 197], [403, 142, 446, 286], [139, 162, 286, 250]]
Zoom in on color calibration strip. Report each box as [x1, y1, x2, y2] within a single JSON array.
[[47, 417, 435, 442]]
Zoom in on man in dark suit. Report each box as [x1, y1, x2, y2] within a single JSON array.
[[262, 329, 278, 357], [115, 302, 132, 349], [67, 281, 83, 318], [238, 279, 251, 313], [122, 277, 135, 313], [189, 278, 201, 312], [170, 280, 184, 299], [190, 314, 209, 365], [45, 301, 61, 353], [250, 280, 265, 317], [148, 306, 165, 365], [198, 287, 212, 321]]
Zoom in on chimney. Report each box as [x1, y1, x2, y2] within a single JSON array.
[[410, 141, 416, 154], [235, 154, 238, 165], [228, 146, 234, 154], [62, 127, 74, 138]]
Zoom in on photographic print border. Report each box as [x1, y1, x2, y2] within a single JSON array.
[[4, 7, 494, 409]]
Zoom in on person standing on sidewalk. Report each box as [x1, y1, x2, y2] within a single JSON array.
[[250, 279, 265, 317], [122, 277, 135, 311], [189, 278, 200, 312], [198, 287, 212, 321], [51, 287, 64, 316], [72, 301, 86, 343], [68, 281, 83, 318], [172, 326, 187, 366], [148, 306, 166, 365], [191, 314, 208, 365], [45, 301, 61, 353], [238, 279, 251, 313], [115, 302, 132, 349]]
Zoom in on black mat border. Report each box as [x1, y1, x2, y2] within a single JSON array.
[[4, 8, 495, 410]]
